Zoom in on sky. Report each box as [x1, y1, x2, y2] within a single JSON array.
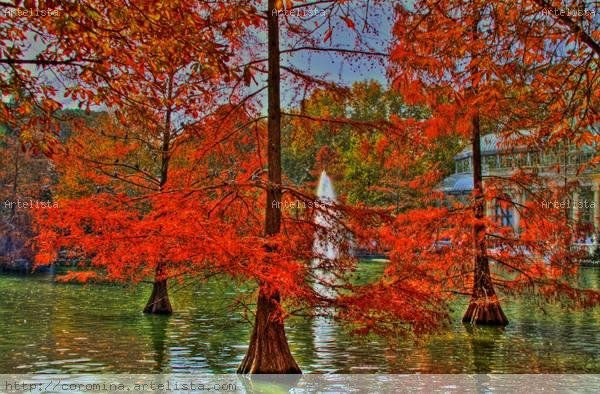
[[262, 0, 395, 110], [11, 1, 395, 113]]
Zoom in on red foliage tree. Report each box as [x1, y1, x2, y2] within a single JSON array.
[[388, 0, 600, 325], [227, 0, 451, 373], [32, 0, 258, 313], [21, 0, 597, 376]]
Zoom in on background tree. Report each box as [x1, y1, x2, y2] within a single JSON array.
[[0, 90, 90, 271], [0, 115, 54, 270], [282, 81, 461, 208], [32, 0, 257, 314], [389, 0, 600, 325]]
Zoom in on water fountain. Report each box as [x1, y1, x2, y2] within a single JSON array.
[[313, 170, 339, 264], [311, 171, 338, 366]]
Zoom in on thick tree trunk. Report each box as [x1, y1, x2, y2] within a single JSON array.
[[238, 0, 300, 374], [237, 288, 301, 374], [144, 279, 172, 315], [144, 264, 173, 315], [143, 75, 175, 315], [462, 256, 508, 325], [462, 113, 508, 326]]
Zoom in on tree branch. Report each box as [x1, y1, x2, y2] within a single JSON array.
[[280, 46, 388, 57], [0, 57, 100, 66], [532, 0, 600, 57]]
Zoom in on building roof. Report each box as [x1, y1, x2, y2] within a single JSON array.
[[455, 133, 501, 160], [455, 130, 598, 161], [442, 130, 599, 194], [440, 173, 473, 194]]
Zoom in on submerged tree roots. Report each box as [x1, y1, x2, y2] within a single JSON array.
[[462, 297, 508, 326]]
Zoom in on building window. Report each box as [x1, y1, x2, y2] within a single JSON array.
[[500, 154, 512, 168], [528, 151, 540, 167], [484, 155, 497, 170], [577, 187, 594, 225], [495, 201, 514, 227], [568, 153, 578, 166], [514, 153, 526, 168], [456, 158, 471, 173], [542, 151, 556, 166], [578, 152, 592, 165]]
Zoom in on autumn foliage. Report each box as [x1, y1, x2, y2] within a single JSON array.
[[1, 0, 599, 374], [385, 0, 600, 322]]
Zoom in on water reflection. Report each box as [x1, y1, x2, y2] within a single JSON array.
[[147, 315, 169, 372], [463, 325, 505, 373], [0, 269, 599, 373]]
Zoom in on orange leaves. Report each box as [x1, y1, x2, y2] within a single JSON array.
[[56, 271, 100, 284], [34, 251, 55, 266], [340, 16, 355, 30], [389, 0, 599, 153], [423, 117, 446, 139]]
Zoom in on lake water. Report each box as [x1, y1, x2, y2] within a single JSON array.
[[1, 267, 599, 374]]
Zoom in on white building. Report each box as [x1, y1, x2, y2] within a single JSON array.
[[441, 133, 598, 252]]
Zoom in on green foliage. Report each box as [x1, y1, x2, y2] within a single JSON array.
[[590, 245, 600, 265], [282, 80, 462, 207]]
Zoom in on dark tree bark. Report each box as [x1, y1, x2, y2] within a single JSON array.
[[238, 0, 301, 374], [11, 135, 19, 219], [143, 277, 173, 315], [462, 113, 508, 326], [144, 74, 174, 315], [238, 288, 301, 374]]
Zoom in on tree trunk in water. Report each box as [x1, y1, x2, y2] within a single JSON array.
[[462, 113, 508, 326], [462, 256, 508, 325], [144, 264, 172, 315], [237, 288, 301, 374], [238, 0, 300, 374], [143, 75, 174, 316], [144, 279, 172, 314]]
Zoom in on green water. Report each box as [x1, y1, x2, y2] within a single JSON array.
[[0, 268, 599, 374]]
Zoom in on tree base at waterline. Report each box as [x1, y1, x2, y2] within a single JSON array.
[[462, 298, 508, 326], [143, 279, 173, 315], [238, 291, 301, 374]]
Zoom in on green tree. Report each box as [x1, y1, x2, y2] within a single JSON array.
[[282, 80, 462, 207]]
